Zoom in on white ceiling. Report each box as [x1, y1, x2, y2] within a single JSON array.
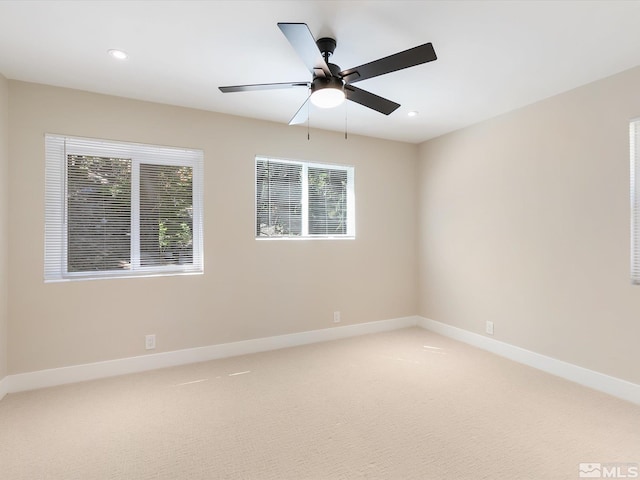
[[1, 0, 640, 144]]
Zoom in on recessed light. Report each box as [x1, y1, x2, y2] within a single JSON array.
[[108, 49, 128, 60], [408, 110, 419, 117]]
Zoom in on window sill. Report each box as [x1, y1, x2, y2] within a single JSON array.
[[255, 236, 355, 241], [45, 270, 204, 283]]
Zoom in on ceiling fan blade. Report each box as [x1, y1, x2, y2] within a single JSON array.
[[344, 85, 400, 115], [340, 42, 437, 84], [288, 96, 311, 125], [277, 23, 331, 77], [219, 82, 309, 93]]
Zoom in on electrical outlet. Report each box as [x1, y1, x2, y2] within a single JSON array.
[[485, 321, 494, 336], [333, 311, 341, 323], [145, 334, 156, 350]]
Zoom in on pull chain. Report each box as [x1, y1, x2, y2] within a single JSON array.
[[307, 98, 310, 141], [344, 99, 348, 140]]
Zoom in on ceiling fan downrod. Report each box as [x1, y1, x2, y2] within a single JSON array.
[[316, 37, 337, 67]]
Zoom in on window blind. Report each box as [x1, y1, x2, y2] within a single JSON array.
[[45, 134, 204, 281], [66, 154, 132, 273], [255, 156, 355, 239], [256, 159, 302, 236], [308, 166, 349, 236], [631, 120, 640, 284]]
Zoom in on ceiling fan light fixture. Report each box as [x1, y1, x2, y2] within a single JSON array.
[[310, 77, 345, 109], [310, 87, 345, 108]]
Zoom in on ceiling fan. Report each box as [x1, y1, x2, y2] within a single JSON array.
[[219, 23, 437, 125]]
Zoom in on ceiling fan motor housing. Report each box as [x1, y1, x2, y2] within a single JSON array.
[[311, 52, 344, 93], [311, 75, 344, 94]]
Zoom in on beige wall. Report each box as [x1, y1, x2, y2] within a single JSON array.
[[9, 65, 640, 386], [7, 81, 419, 374], [418, 66, 640, 385], [0, 73, 8, 381]]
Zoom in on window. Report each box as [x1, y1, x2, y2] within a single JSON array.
[[45, 135, 204, 281], [255, 156, 355, 239], [632, 120, 640, 283]]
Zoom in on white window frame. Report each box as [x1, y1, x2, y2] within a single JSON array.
[[45, 134, 204, 282], [255, 156, 355, 240]]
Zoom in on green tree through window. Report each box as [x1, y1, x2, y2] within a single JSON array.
[[308, 167, 348, 235], [255, 157, 354, 238], [256, 160, 302, 236], [67, 157, 195, 272], [45, 134, 204, 281], [140, 164, 194, 266], [67, 155, 132, 272]]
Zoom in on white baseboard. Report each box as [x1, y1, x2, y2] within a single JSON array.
[[4, 315, 638, 406], [0, 376, 8, 401], [6, 316, 419, 394], [417, 317, 640, 406]]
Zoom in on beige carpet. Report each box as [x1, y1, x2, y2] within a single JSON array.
[[0, 327, 638, 479]]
